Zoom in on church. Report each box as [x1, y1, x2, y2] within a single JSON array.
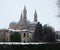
[[0, 6, 38, 42], [9, 6, 38, 31]]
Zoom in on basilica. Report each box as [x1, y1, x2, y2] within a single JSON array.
[[9, 6, 38, 31], [0, 6, 38, 42]]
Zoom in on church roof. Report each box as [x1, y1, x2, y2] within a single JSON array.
[[10, 22, 17, 25], [28, 22, 37, 26]]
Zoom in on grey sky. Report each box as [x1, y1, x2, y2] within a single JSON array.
[[0, 0, 60, 31]]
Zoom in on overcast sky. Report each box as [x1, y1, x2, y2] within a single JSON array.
[[0, 0, 60, 31]]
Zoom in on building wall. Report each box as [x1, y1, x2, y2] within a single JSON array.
[[0, 29, 33, 42], [0, 30, 4, 41], [20, 31, 33, 42], [0, 30, 10, 42]]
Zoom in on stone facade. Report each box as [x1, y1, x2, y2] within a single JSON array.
[[0, 29, 10, 42]]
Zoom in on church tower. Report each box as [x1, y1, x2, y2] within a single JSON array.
[[21, 6, 27, 29], [23, 6, 27, 25], [34, 10, 37, 22]]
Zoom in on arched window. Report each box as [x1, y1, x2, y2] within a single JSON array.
[[24, 41, 25, 43]]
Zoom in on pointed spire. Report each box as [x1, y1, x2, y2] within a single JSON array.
[[20, 13, 22, 20], [34, 10, 37, 22], [22, 5, 27, 25], [23, 5, 27, 15], [35, 10, 37, 15], [24, 5, 26, 10], [18, 12, 23, 25]]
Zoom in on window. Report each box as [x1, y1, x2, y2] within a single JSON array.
[[24, 33, 26, 37], [24, 41, 25, 43]]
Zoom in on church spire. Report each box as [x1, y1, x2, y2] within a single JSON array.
[[34, 10, 37, 22], [20, 13, 23, 21], [24, 5, 26, 11], [23, 5, 27, 17], [18, 12, 23, 25], [23, 5, 27, 25]]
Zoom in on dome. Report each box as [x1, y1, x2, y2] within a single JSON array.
[[27, 21, 31, 25], [9, 22, 18, 29], [32, 22, 37, 24], [18, 20, 31, 25], [28, 22, 38, 26], [9, 22, 17, 27]]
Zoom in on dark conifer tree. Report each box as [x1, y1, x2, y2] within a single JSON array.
[[33, 22, 43, 42], [43, 25, 56, 42]]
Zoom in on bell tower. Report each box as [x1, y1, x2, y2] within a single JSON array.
[[21, 6, 27, 29], [23, 6, 27, 25]]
